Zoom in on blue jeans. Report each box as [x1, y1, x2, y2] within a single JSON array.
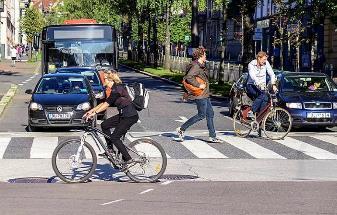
[[181, 98, 216, 138], [246, 84, 269, 113]]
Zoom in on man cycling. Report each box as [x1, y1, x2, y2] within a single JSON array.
[[246, 51, 277, 118]]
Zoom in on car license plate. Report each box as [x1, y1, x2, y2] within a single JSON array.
[[307, 112, 331, 118], [48, 113, 71, 120]]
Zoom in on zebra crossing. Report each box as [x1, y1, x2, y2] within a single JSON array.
[[0, 131, 337, 160]]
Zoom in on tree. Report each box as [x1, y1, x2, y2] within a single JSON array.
[[20, 6, 45, 60]]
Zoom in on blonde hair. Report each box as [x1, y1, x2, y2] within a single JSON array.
[[256, 51, 268, 59], [106, 70, 122, 84]]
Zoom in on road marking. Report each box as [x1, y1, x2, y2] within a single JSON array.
[[312, 135, 337, 146], [217, 135, 286, 159], [127, 134, 171, 158], [0, 138, 11, 159], [30, 137, 58, 158], [100, 199, 124, 206], [175, 116, 188, 123], [275, 137, 337, 159], [139, 188, 154, 194], [161, 181, 173, 185], [181, 139, 227, 158], [18, 84, 23, 86]]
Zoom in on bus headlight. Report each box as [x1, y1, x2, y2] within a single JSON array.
[[76, 102, 91, 111], [286, 103, 302, 109], [30, 102, 43, 111]]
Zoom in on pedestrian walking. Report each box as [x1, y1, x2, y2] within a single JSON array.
[[10, 46, 17, 67], [176, 46, 223, 143]]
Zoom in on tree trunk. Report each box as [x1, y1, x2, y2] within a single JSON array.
[[164, 0, 171, 70], [137, 12, 144, 62], [147, 10, 152, 65], [28, 42, 32, 61], [219, 1, 229, 85], [242, 14, 255, 72], [191, 0, 199, 48], [153, 14, 158, 68]]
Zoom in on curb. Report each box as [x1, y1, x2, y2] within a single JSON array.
[[0, 84, 18, 117], [120, 64, 229, 101], [34, 62, 41, 75]]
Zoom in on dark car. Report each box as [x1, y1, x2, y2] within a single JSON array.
[[278, 72, 337, 128], [26, 73, 97, 131], [55, 67, 106, 119]]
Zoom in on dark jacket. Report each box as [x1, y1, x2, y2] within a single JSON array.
[[106, 84, 138, 117], [184, 60, 210, 100]]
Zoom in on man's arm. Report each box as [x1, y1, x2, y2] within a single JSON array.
[[266, 61, 276, 85], [248, 62, 259, 85], [185, 65, 202, 87]]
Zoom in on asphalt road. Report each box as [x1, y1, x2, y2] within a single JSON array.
[[1, 181, 337, 215]]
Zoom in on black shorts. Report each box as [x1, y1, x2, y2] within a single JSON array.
[[11, 57, 16, 60]]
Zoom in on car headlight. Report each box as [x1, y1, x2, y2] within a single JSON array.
[[29, 102, 43, 111], [333, 102, 337, 109], [95, 91, 104, 99], [76, 102, 91, 111], [286, 102, 302, 109]]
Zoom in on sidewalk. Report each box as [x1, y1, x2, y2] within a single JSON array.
[[0, 58, 40, 116]]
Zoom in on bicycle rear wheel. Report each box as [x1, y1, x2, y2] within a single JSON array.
[[263, 107, 292, 140], [52, 139, 97, 183], [125, 138, 167, 183], [233, 110, 252, 137]]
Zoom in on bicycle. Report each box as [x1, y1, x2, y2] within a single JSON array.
[[52, 124, 167, 183], [233, 87, 292, 140]]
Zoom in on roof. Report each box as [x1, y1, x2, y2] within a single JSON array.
[[283, 72, 327, 77], [56, 67, 97, 71], [42, 73, 85, 78]]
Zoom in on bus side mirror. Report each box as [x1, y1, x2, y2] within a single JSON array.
[[25, 89, 33, 94]]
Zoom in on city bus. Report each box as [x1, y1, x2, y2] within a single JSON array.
[[40, 21, 118, 74]]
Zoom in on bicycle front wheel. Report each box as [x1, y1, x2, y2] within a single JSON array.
[[233, 110, 252, 137], [52, 139, 97, 183], [125, 138, 167, 183], [263, 107, 292, 140]]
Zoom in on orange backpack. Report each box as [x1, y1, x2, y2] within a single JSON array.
[[182, 77, 205, 96]]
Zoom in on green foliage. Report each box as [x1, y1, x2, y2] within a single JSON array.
[[20, 6, 45, 43], [170, 13, 191, 44]]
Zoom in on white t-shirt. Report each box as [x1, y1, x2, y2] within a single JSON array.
[[11, 48, 17, 58]]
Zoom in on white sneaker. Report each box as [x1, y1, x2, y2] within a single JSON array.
[[209, 137, 223, 143], [176, 127, 185, 142], [247, 111, 255, 119]]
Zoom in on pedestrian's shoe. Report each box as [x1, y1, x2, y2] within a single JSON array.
[[208, 137, 223, 143], [176, 127, 185, 142], [247, 110, 255, 119]]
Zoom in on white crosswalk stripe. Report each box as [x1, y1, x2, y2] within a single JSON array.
[[0, 132, 337, 160], [0, 138, 11, 159], [30, 137, 58, 159], [312, 135, 337, 146], [217, 134, 286, 159], [275, 137, 337, 159], [181, 139, 227, 158]]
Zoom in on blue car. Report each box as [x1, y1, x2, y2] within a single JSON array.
[[26, 73, 97, 131], [278, 72, 337, 128], [55, 67, 106, 119]]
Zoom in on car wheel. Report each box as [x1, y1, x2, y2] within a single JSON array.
[[28, 124, 39, 132]]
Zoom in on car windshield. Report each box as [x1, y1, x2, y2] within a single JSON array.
[[35, 76, 88, 94], [58, 69, 100, 86], [281, 76, 337, 92]]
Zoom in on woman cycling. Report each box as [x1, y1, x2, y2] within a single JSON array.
[[83, 70, 138, 165]]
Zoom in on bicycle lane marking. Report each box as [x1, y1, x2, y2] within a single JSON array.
[[100, 199, 125, 206], [139, 188, 154, 194], [217, 134, 286, 159], [275, 137, 337, 159]]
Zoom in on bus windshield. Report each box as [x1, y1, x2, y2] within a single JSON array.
[[42, 25, 117, 73]]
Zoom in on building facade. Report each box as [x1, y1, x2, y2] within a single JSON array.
[[324, 18, 337, 76], [0, 0, 20, 59]]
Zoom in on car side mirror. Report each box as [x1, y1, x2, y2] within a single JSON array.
[[25, 89, 33, 94]]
